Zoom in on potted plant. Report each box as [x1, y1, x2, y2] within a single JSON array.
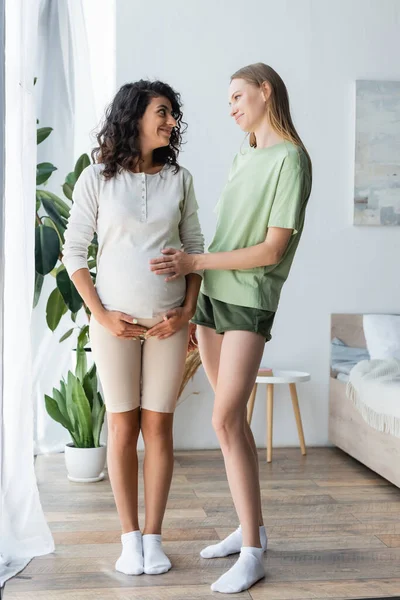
[[44, 328, 106, 482]]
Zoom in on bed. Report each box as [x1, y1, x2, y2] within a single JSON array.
[[329, 313, 400, 488]]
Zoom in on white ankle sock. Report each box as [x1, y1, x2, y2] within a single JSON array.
[[200, 525, 267, 558], [211, 546, 265, 593], [143, 534, 172, 575], [115, 530, 143, 575]]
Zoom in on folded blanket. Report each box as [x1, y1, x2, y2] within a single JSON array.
[[347, 359, 400, 437]]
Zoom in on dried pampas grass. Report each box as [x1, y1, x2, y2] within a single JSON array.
[[177, 325, 202, 405]]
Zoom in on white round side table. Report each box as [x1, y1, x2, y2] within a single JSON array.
[[247, 370, 310, 463]]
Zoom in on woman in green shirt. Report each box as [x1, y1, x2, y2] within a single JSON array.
[[150, 63, 312, 593]]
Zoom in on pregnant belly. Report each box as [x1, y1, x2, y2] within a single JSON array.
[[95, 249, 186, 318]]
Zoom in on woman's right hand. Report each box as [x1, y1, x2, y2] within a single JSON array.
[[95, 309, 148, 339]]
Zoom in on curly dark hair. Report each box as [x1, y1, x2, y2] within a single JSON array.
[[92, 80, 186, 179]]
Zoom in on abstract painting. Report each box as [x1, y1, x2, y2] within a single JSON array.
[[354, 80, 400, 226]]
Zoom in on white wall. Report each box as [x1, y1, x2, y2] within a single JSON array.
[[116, 0, 400, 449], [82, 0, 116, 127]]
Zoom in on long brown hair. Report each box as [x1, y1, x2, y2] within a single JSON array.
[[231, 63, 312, 176], [92, 80, 186, 180]]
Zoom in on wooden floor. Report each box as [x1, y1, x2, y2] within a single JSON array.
[[5, 448, 400, 600]]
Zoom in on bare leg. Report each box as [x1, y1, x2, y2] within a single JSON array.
[[140, 409, 174, 575], [245, 420, 264, 526], [212, 331, 265, 548], [141, 409, 175, 535], [107, 408, 141, 533], [197, 325, 223, 390], [198, 326, 263, 526]]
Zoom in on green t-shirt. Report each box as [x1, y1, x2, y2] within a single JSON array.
[[201, 141, 312, 312]]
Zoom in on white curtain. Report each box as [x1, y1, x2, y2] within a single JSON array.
[[0, 0, 5, 587], [33, 0, 98, 454], [0, 0, 54, 586]]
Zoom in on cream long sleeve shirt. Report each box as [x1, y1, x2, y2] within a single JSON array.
[[63, 163, 204, 318]]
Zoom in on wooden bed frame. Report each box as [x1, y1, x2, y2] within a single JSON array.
[[329, 314, 400, 488]]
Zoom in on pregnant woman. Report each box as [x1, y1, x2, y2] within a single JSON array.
[[63, 80, 204, 576], [150, 62, 312, 593]]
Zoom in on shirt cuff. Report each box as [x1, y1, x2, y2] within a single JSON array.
[[62, 257, 89, 279]]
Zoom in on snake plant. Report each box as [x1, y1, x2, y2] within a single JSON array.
[[44, 329, 105, 449], [44, 362, 105, 449]]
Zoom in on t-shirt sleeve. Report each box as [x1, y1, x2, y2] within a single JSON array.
[[268, 154, 308, 235], [62, 165, 99, 278]]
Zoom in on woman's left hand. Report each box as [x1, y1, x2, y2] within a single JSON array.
[[149, 248, 195, 281], [146, 307, 192, 340]]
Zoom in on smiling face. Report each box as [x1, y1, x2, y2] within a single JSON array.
[[138, 96, 177, 151], [229, 78, 268, 132]]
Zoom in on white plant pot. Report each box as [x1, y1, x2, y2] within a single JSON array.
[[65, 443, 107, 483]]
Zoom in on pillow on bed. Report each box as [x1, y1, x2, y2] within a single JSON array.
[[363, 314, 400, 360], [331, 337, 370, 374]]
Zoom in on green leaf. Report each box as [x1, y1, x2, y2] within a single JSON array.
[[74, 154, 90, 180], [37, 189, 70, 219], [82, 363, 98, 415], [86, 362, 97, 379], [37, 127, 53, 145], [35, 225, 60, 275], [60, 379, 67, 403], [40, 196, 66, 240], [56, 269, 83, 314], [41, 211, 65, 245], [46, 287, 68, 331], [62, 182, 73, 201], [36, 162, 57, 185], [52, 387, 71, 426], [49, 262, 60, 278], [42, 219, 65, 253], [33, 272, 44, 308], [34, 77, 37, 86], [82, 368, 95, 409], [55, 263, 66, 275], [75, 348, 87, 383], [77, 325, 90, 350], [65, 171, 77, 188], [66, 371, 82, 445], [44, 395, 71, 430], [93, 394, 106, 448], [59, 328, 75, 343], [87, 362, 97, 390], [87, 259, 97, 270], [72, 375, 94, 447], [43, 217, 57, 230], [71, 312, 78, 323]]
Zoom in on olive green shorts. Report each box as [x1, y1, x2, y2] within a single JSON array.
[[192, 292, 275, 342]]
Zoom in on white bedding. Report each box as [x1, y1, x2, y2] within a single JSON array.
[[337, 372, 350, 383], [346, 359, 400, 437]]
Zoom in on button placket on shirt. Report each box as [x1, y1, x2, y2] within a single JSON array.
[[140, 172, 147, 222]]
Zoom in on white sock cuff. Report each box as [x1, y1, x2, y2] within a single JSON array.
[[241, 546, 264, 558], [143, 534, 162, 542], [121, 530, 142, 543]]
